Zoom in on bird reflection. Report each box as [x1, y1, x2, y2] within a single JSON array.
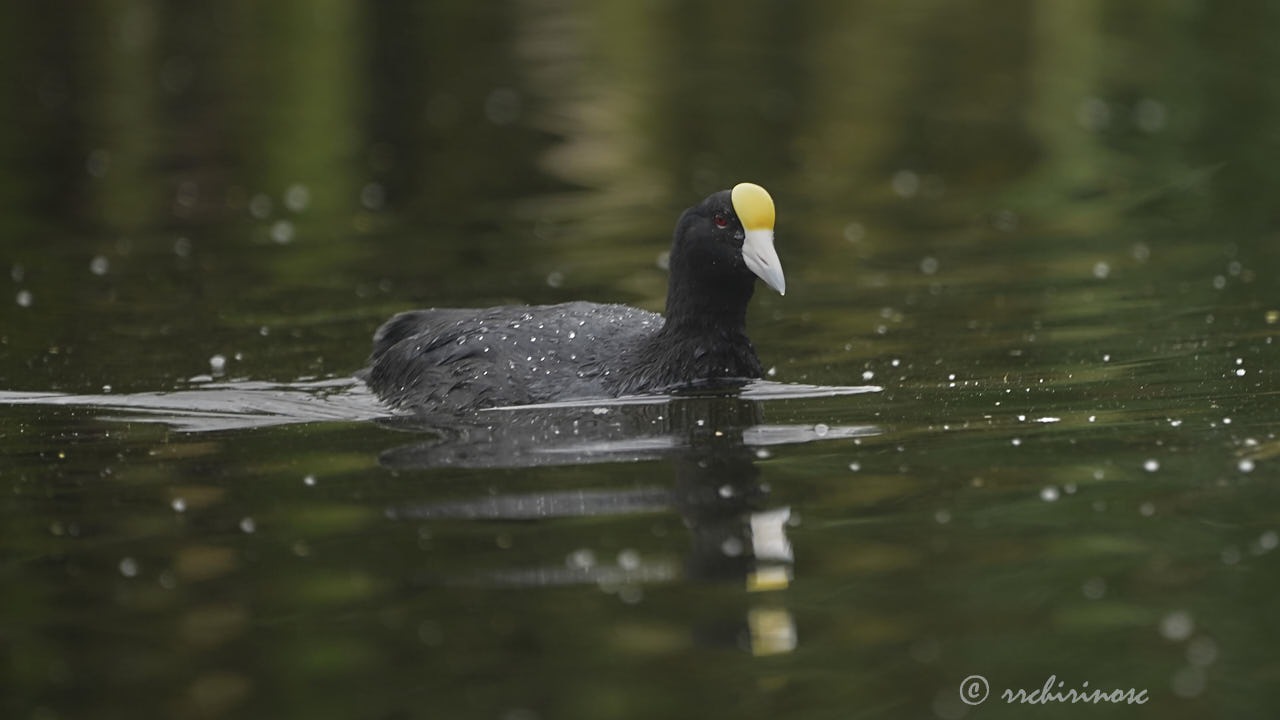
[[381, 391, 877, 655]]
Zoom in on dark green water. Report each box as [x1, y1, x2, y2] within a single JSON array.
[[3, 2, 1280, 719]]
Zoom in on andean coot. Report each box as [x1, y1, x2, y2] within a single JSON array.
[[363, 182, 785, 413]]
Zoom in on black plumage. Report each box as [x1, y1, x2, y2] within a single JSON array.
[[362, 185, 784, 413]]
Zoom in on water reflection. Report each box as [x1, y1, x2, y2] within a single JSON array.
[[0, 379, 877, 661], [0, 377, 878, 435], [383, 394, 869, 655]]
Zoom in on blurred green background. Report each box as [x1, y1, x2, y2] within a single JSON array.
[[3, 0, 1278, 392]]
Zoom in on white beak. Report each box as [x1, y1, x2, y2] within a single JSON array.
[[743, 229, 785, 295]]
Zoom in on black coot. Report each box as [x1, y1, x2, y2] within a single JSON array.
[[362, 183, 785, 413]]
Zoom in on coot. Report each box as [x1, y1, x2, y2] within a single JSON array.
[[363, 183, 785, 413]]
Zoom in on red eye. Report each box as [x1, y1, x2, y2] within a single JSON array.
[[713, 214, 729, 227]]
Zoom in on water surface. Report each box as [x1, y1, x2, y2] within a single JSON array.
[[2, 3, 1279, 719]]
